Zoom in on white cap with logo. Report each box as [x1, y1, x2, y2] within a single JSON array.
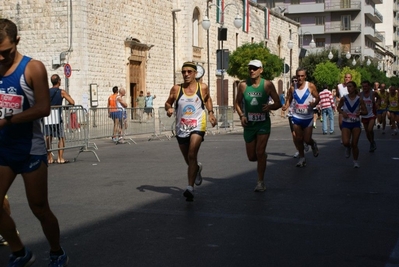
[[248, 59, 263, 68]]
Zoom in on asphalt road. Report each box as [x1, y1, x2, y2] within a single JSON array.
[[1, 116, 399, 267]]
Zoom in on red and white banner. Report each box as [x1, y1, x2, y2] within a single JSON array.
[[242, 0, 250, 33], [217, 0, 225, 24]]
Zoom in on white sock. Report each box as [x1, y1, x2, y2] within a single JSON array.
[[186, 186, 193, 192]]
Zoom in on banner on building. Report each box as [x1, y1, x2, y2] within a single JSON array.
[[217, 0, 225, 23], [243, 0, 250, 33]]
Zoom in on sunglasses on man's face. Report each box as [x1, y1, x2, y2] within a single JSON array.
[[181, 70, 194, 74], [248, 66, 260, 71]]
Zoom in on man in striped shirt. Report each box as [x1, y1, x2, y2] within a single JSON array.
[[319, 84, 336, 134]]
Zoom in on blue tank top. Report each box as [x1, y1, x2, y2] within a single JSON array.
[[0, 56, 46, 155]]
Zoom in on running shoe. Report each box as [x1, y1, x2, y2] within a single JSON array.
[[8, 248, 35, 267], [183, 189, 194, 202], [296, 157, 306, 167], [49, 249, 69, 267], [369, 141, 377, 152], [353, 161, 360, 168], [194, 162, 203, 186], [311, 141, 319, 157], [0, 235, 7, 246], [392, 130, 398, 136], [254, 181, 266, 192], [345, 147, 351, 158], [293, 151, 299, 158], [304, 143, 310, 152]]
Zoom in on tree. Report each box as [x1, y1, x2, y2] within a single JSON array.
[[313, 61, 340, 90], [227, 42, 283, 80]]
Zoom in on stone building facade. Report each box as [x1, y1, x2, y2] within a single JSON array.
[[0, 0, 299, 110]]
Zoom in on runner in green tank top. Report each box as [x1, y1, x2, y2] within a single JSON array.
[[235, 59, 282, 192]]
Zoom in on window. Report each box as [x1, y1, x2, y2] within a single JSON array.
[[315, 38, 325, 47], [341, 15, 351, 30], [192, 8, 200, 47], [292, 17, 300, 23], [291, 0, 300, 5], [316, 0, 324, 3], [315, 16, 325, 25]]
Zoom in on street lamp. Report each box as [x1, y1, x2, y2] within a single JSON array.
[[328, 51, 333, 60], [287, 30, 315, 79], [346, 52, 371, 66], [202, 2, 242, 108]]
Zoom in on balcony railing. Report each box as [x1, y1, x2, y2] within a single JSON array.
[[324, 1, 361, 11], [324, 22, 361, 33]]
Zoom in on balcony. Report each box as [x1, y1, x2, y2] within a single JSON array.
[[364, 5, 383, 23], [324, 22, 361, 33], [394, 33, 399, 42], [395, 2, 399, 12], [286, 3, 324, 14], [324, 1, 361, 12]]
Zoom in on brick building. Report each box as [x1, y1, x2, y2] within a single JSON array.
[[0, 0, 298, 110]]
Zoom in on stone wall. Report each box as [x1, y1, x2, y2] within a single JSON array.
[[0, 0, 299, 109]]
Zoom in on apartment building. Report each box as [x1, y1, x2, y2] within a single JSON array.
[[258, 0, 397, 77]]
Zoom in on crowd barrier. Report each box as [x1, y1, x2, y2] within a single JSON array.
[[43, 105, 99, 162], [42, 105, 237, 162], [87, 107, 157, 144]]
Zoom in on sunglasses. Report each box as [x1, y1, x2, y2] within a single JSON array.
[[292, 80, 298, 83], [181, 70, 194, 74], [248, 66, 260, 71]]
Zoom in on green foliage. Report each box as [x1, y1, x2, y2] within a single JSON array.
[[389, 76, 399, 86], [227, 42, 283, 80], [313, 61, 340, 91]]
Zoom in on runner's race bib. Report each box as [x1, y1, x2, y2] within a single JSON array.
[[347, 114, 360, 122], [0, 94, 23, 119], [248, 112, 266, 122], [179, 118, 198, 132], [295, 104, 309, 115]]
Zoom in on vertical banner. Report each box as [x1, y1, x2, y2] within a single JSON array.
[[264, 7, 270, 39], [242, 0, 250, 33], [217, 0, 225, 24]]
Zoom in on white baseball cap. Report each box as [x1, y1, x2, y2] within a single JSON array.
[[248, 59, 263, 68]]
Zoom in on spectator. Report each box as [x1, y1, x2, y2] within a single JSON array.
[[108, 86, 122, 142], [45, 74, 75, 164], [144, 91, 156, 119], [319, 84, 336, 135]]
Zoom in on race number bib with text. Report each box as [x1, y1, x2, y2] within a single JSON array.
[[0, 94, 24, 119]]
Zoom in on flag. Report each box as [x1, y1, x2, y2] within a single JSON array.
[[216, 0, 225, 24], [264, 7, 269, 39], [243, 0, 250, 33]]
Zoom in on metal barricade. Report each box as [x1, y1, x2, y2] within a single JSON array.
[[124, 107, 156, 142], [208, 106, 234, 134], [157, 107, 175, 140], [43, 105, 99, 162], [88, 107, 156, 143]]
